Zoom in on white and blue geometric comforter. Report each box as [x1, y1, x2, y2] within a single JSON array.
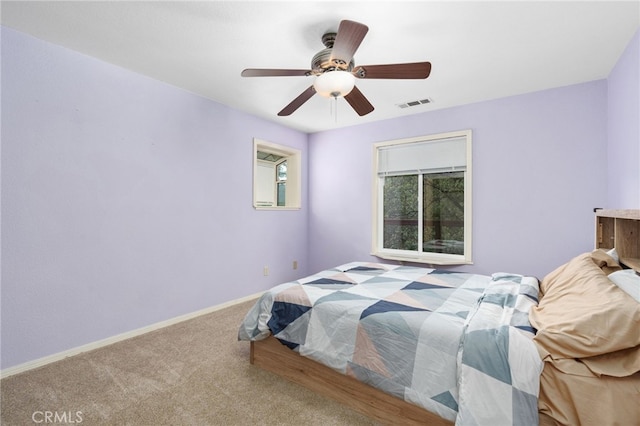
[[238, 262, 543, 425]]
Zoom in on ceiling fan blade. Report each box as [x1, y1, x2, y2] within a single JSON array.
[[344, 86, 374, 116], [241, 69, 311, 77], [329, 20, 369, 67], [278, 86, 316, 116], [353, 62, 432, 79]]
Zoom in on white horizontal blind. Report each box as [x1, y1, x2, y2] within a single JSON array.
[[256, 162, 275, 206], [378, 136, 467, 176]]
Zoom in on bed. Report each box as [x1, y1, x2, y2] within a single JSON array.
[[238, 252, 640, 425]]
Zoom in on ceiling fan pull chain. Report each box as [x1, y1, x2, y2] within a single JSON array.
[[328, 95, 336, 121]]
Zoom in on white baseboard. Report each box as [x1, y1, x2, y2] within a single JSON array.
[[0, 292, 263, 379]]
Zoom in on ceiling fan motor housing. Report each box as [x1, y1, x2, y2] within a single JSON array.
[[311, 32, 354, 74]]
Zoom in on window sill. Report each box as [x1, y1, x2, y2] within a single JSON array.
[[254, 206, 301, 211], [373, 251, 472, 266]]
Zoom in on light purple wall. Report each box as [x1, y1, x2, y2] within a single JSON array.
[[1, 27, 309, 369], [607, 29, 640, 208], [309, 81, 609, 279], [2, 24, 638, 371]]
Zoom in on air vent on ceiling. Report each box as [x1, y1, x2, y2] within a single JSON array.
[[396, 98, 433, 109]]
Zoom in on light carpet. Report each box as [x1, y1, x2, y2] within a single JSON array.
[[1, 299, 379, 425]]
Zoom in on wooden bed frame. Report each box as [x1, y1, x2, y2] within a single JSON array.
[[250, 336, 453, 426]]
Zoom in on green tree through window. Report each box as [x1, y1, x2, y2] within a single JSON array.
[[423, 172, 464, 255]]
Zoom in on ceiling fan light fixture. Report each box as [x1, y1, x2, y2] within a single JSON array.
[[313, 70, 355, 98]]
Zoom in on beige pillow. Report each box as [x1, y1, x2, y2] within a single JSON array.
[[590, 248, 623, 275], [530, 252, 640, 368]]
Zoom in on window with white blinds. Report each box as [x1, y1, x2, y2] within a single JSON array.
[[372, 130, 472, 265]]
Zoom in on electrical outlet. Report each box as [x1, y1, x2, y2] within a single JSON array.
[[293, 260, 298, 270], [263, 266, 269, 276]]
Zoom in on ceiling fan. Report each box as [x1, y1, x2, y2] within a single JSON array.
[[241, 20, 432, 117]]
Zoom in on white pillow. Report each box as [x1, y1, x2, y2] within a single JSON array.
[[606, 247, 619, 263], [608, 269, 640, 302]]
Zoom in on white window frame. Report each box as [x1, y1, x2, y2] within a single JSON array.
[[371, 130, 472, 265], [253, 138, 301, 210], [275, 160, 288, 207]]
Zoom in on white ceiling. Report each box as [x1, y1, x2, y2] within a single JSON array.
[[2, 1, 638, 133]]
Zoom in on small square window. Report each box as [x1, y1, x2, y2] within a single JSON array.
[[253, 139, 301, 210]]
